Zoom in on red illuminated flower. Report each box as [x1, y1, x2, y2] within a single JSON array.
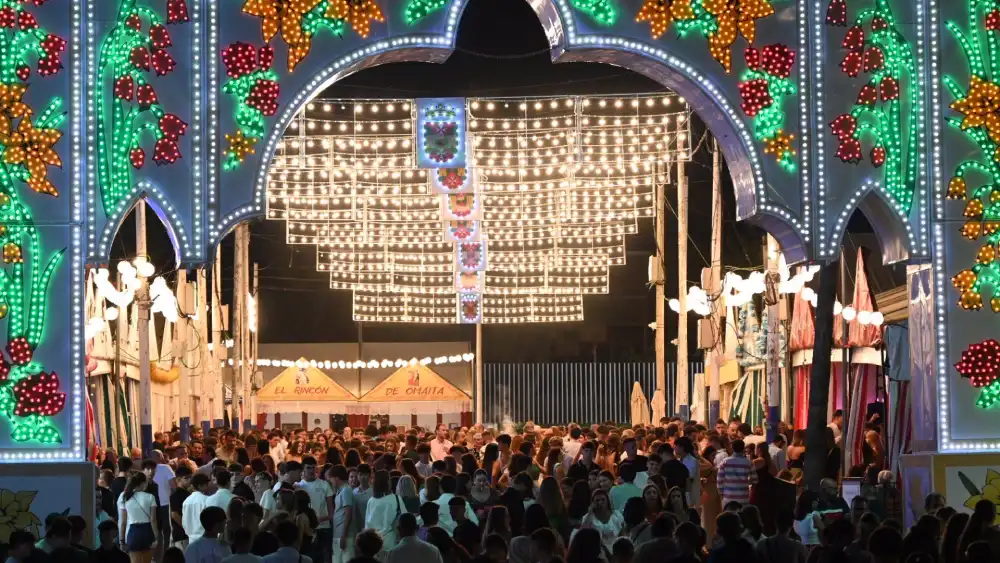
[[955, 339, 1000, 388], [12, 372, 66, 417], [153, 138, 180, 165], [739, 79, 772, 117], [222, 42, 258, 78], [114, 75, 134, 101], [835, 138, 863, 164], [16, 65, 29, 81], [17, 11, 37, 30], [246, 79, 279, 116], [137, 83, 159, 109], [151, 48, 176, 76], [880, 76, 899, 101], [130, 147, 145, 169], [125, 13, 142, 32], [988, 10, 1000, 31], [150, 24, 172, 49], [826, 0, 846, 27], [829, 114, 857, 140], [131, 46, 151, 71], [159, 113, 188, 140], [840, 51, 862, 77], [0, 356, 9, 382], [0, 7, 15, 28], [843, 26, 865, 51], [167, 0, 190, 24], [856, 83, 877, 106], [258, 45, 274, 70], [760, 44, 795, 79], [871, 146, 886, 168], [37, 55, 61, 77], [744, 46, 760, 71], [862, 46, 884, 73], [6, 337, 31, 366], [871, 17, 888, 31]]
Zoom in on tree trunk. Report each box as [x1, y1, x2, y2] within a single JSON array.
[[805, 261, 838, 493]]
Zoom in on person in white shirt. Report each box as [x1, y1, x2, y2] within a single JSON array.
[[185, 506, 231, 563], [828, 410, 844, 446], [429, 424, 453, 462], [364, 470, 404, 553], [414, 444, 433, 478], [260, 461, 302, 516], [769, 434, 788, 472], [563, 427, 583, 469], [142, 452, 175, 556], [297, 456, 334, 562], [674, 437, 701, 509], [118, 472, 161, 559], [433, 475, 479, 535], [328, 465, 355, 563], [206, 470, 236, 511], [384, 513, 443, 563], [220, 527, 263, 563], [182, 473, 215, 542]]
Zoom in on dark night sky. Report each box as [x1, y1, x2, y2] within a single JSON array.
[[111, 0, 889, 362]]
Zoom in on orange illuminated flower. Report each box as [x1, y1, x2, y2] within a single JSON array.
[[225, 130, 257, 165], [326, 0, 385, 39], [952, 76, 1000, 148], [2, 117, 62, 197], [242, 0, 322, 71], [0, 83, 30, 143], [702, 0, 775, 72], [636, 0, 695, 40]]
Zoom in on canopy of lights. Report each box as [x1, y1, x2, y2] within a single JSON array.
[[266, 95, 692, 323]]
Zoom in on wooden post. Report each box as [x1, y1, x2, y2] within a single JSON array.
[[676, 123, 689, 420], [708, 138, 723, 425], [136, 201, 152, 457]]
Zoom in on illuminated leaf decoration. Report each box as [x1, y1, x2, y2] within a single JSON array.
[[830, 0, 916, 212], [701, 0, 775, 72], [221, 43, 279, 170], [570, 0, 618, 26], [325, 0, 385, 38], [738, 44, 798, 171], [0, 0, 69, 444], [242, 0, 323, 71], [404, 0, 447, 24], [635, 0, 695, 40]]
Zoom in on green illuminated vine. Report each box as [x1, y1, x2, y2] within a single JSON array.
[[571, 0, 617, 26], [0, 0, 69, 444], [404, 0, 447, 24], [945, 0, 1000, 319], [828, 0, 917, 213], [96, 0, 189, 214]]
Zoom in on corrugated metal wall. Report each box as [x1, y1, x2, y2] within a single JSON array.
[[483, 362, 703, 426]]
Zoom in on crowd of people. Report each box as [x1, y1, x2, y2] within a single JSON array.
[[3, 413, 998, 563]]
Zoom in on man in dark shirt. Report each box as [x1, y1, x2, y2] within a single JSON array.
[[109, 457, 132, 504], [707, 512, 759, 563], [566, 441, 599, 483], [90, 520, 129, 563], [660, 447, 690, 493], [497, 472, 530, 536], [169, 465, 193, 548]]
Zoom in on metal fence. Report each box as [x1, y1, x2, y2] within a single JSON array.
[[482, 362, 704, 427]]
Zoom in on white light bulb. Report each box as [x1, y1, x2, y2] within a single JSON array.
[[870, 312, 884, 326], [842, 306, 857, 321], [857, 310, 872, 325], [104, 307, 119, 321]]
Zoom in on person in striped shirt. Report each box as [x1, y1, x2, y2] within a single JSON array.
[[716, 440, 757, 508]]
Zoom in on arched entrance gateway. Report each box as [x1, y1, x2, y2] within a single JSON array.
[[0, 0, 987, 526]]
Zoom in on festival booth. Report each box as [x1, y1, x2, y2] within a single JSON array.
[[256, 360, 357, 430], [357, 363, 474, 429], [727, 301, 786, 429]]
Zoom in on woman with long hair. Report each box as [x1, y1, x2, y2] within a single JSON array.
[[460, 453, 478, 476], [576, 488, 624, 554], [665, 486, 697, 524], [325, 446, 343, 467], [424, 475, 441, 503], [482, 505, 512, 547], [959, 499, 998, 558], [118, 472, 159, 563], [510, 504, 551, 563], [544, 448, 562, 479], [285, 441, 303, 464], [537, 476, 570, 542], [224, 497, 246, 546], [395, 474, 420, 514], [942, 513, 971, 563], [567, 480, 592, 528], [641, 483, 663, 522], [456, 472, 472, 500], [365, 469, 403, 553], [740, 504, 765, 543], [344, 448, 361, 469], [292, 489, 317, 553], [792, 490, 822, 546], [700, 444, 722, 542], [787, 429, 806, 481], [482, 443, 500, 483]]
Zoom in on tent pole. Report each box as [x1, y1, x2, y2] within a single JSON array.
[[475, 322, 483, 424]]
